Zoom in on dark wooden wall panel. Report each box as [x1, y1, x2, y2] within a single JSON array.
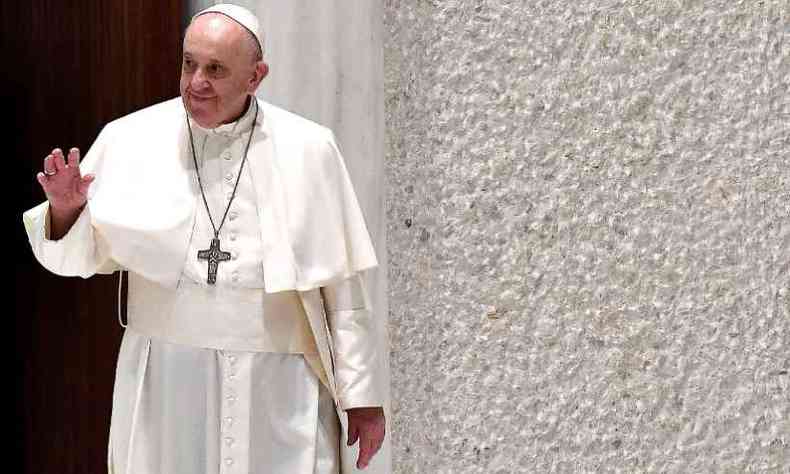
[[6, 1, 183, 472]]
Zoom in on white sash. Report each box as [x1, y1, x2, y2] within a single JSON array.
[[125, 272, 318, 354]]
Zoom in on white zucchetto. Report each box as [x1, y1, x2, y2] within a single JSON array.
[[194, 3, 263, 54]]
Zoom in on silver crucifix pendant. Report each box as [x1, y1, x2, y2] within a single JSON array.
[[197, 237, 231, 284]]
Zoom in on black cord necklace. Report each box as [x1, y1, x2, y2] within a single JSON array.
[[185, 98, 258, 284]]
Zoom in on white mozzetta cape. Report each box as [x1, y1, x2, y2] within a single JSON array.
[[35, 97, 378, 290], [23, 97, 386, 474]]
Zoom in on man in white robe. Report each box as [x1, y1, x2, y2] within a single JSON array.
[[22, 4, 386, 473]]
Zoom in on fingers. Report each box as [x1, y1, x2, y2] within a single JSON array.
[[37, 147, 89, 200], [43, 154, 56, 177], [39, 147, 83, 184], [354, 423, 385, 470], [52, 148, 67, 172], [36, 172, 48, 188], [346, 408, 386, 469], [67, 147, 80, 168], [357, 436, 372, 469], [347, 419, 360, 447], [356, 431, 383, 470], [77, 174, 95, 195], [41, 147, 80, 178]]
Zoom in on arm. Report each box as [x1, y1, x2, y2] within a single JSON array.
[[320, 273, 386, 469], [23, 200, 120, 278], [22, 142, 120, 278], [321, 272, 383, 409]]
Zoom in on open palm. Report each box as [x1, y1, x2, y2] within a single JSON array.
[[36, 147, 95, 212]]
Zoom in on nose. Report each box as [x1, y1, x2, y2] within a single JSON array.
[[190, 68, 209, 91]]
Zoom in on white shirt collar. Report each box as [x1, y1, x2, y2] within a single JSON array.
[[190, 96, 260, 138]]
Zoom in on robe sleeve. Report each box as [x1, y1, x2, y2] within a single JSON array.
[[22, 201, 121, 278], [320, 273, 384, 410], [21, 126, 121, 278]]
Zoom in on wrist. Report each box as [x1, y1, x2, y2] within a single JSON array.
[[49, 202, 85, 219], [345, 406, 384, 414], [48, 202, 85, 240]]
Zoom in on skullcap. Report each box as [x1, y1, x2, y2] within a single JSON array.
[[194, 3, 263, 54]]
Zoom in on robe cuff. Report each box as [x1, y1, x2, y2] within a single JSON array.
[[327, 308, 384, 410], [321, 274, 384, 410], [22, 200, 118, 277]]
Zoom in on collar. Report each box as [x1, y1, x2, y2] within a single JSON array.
[[189, 96, 261, 138]]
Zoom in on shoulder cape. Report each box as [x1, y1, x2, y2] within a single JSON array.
[[82, 97, 377, 291]]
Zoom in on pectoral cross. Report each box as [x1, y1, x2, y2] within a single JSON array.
[[197, 237, 231, 285]]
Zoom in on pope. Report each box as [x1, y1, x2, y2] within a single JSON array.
[[24, 4, 387, 473]]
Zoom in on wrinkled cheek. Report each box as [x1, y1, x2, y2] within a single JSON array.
[[179, 74, 190, 96]]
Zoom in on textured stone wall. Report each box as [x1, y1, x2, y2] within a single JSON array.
[[384, 1, 788, 472]]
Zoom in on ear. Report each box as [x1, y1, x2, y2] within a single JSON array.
[[248, 61, 269, 93]]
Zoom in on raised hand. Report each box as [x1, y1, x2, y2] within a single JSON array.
[[36, 147, 95, 239], [36, 147, 95, 212], [346, 406, 386, 470]]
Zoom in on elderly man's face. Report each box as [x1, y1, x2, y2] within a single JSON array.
[[180, 14, 267, 128]]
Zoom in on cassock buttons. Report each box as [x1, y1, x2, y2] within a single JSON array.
[[228, 211, 238, 221], [224, 172, 233, 182], [229, 233, 237, 242], [224, 437, 235, 447], [222, 152, 231, 161], [224, 458, 234, 466]]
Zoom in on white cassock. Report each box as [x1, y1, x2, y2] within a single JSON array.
[[22, 97, 386, 474]]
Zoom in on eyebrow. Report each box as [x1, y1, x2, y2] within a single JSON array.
[[182, 53, 226, 65]]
